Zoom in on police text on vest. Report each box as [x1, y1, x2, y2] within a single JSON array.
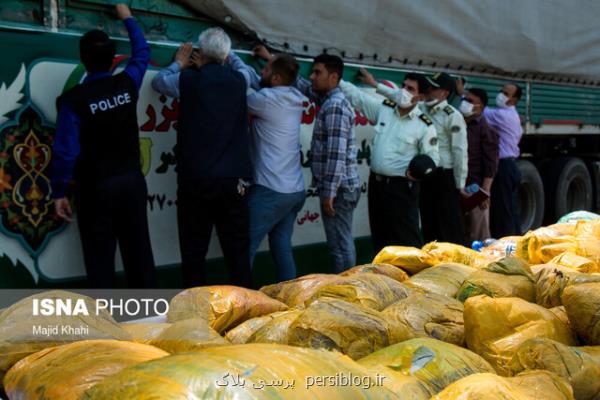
[[89, 92, 132, 114]]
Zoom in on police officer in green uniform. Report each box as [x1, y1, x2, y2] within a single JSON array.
[[339, 70, 439, 251], [419, 73, 468, 244]]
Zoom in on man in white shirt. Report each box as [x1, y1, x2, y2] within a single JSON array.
[[228, 50, 306, 282]]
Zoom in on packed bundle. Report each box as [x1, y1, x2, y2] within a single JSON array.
[[463, 295, 577, 375], [167, 285, 288, 333], [405, 263, 473, 297], [340, 263, 409, 282], [358, 338, 495, 397], [149, 318, 229, 353], [422, 242, 487, 269], [579, 346, 600, 361], [516, 227, 575, 264], [309, 273, 413, 310], [286, 297, 411, 359], [534, 264, 600, 308], [478, 236, 520, 261], [246, 308, 304, 344], [507, 338, 600, 400], [260, 274, 345, 307], [457, 258, 535, 302], [81, 343, 398, 399], [562, 282, 600, 345], [0, 291, 130, 386], [432, 370, 574, 400], [550, 252, 599, 273], [224, 311, 289, 344], [381, 292, 465, 346], [121, 322, 171, 344], [372, 246, 438, 274], [4, 340, 168, 400], [549, 306, 572, 328]]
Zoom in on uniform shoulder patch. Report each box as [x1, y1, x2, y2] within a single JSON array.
[[430, 137, 438, 146], [382, 99, 397, 108], [419, 114, 433, 126], [443, 105, 454, 115], [451, 125, 461, 133]]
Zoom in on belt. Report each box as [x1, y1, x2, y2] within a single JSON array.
[[371, 172, 409, 184]]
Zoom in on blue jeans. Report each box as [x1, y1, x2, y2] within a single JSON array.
[[321, 188, 360, 273], [249, 184, 306, 281]]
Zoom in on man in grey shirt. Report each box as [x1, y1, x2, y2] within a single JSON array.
[[228, 50, 306, 282]]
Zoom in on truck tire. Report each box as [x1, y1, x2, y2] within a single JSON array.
[[544, 157, 592, 221], [517, 159, 544, 233]]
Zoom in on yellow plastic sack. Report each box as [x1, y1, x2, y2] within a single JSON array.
[[247, 309, 304, 344], [422, 242, 487, 269], [507, 338, 600, 400], [224, 311, 290, 344], [81, 343, 398, 399], [150, 318, 229, 353], [381, 292, 464, 346], [168, 285, 288, 333], [405, 263, 474, 297], [516, 228, 575, 264], [287, 297, 411, 360], [358, 338, 495, 397], [432, 371, 575, 400], [309, 273, 413, 311], [372, 246, 439, 274], [0, 291, 130, 386], [549, 306, 572, 329], [579, 346, 600, 362], [550, 252, 599, 273], [562, 282, 600, 345], [121, 323, 172, 344], [457, 270, 535, 302], [4, 340, 168, 400], [260, 274, 345, 307], [534, 264, 600, 308], [464, 295, 577, 375], [547, 223, 579, 236], [540, 243, 577, 262], [340, 263, 410, 283]]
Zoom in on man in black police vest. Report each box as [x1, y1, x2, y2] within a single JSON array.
[[152, 28, 252, 288], [51, 4, 156, 288]]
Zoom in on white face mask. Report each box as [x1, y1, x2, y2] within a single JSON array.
[[425, 98, 440, 107], [459, 100, 475, 117], [496, 92, 509, 108], [394, 88, 414, 108]]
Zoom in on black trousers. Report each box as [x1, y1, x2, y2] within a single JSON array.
[[490, 158, 522, 238], [368, 173, 422, 253], [75, 170, 156, 288], [177, 178, 252, 288], [419, 168, 465, 245]]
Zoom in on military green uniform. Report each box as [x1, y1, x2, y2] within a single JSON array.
[[339, 80, 439, 250]]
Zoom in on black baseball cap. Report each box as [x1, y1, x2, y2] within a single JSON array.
[[427, 72, 455, 94], [407, 155, 436, 180]]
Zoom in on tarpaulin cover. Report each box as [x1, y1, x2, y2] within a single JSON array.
[[183, 0, 600, 82]]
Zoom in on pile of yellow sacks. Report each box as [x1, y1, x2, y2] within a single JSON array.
[[2, 218, 600, 399]]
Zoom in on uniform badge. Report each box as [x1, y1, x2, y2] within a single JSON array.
[[430, 137, 438, 146]]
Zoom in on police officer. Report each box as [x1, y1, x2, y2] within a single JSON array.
[[50, 4, 156, 288], [339, 70, 439, 251], [419, 73, 468, 245]]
